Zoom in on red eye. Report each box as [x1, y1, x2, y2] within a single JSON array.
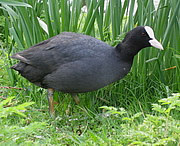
[[142, 32, 146, 36]]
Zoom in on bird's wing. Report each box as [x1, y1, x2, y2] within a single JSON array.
[[11, 32, 112, 72]]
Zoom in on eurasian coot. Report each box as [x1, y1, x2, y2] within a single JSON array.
[[11, 26, 163, 116]]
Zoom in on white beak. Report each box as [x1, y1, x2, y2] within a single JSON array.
[[149, 39, 164, 50], [144, 26, 164, 50]]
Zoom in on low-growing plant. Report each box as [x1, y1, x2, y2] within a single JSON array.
[[0, 96, 34, 118], [0, 91, 179, 145], [0, 97, 47, 145], [100, 93, 180, 145]]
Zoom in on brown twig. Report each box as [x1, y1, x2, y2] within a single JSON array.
[[163, 66, 176, 71], [0, 86, 26, 91]]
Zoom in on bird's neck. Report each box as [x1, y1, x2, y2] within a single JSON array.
[[115, 43, 142, 61]]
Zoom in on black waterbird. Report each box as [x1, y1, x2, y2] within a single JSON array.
[[11, 26, 163, 116]]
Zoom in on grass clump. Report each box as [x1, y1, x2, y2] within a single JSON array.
[[0, 97, 47, 145], [100, 93, 180, 145], [0, 93, 179, 145]]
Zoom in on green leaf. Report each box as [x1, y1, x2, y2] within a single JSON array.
[[145, 57, 158, 63], [0, 0, 32, 8], [152, 104, 166, 113], [0, 96, 15, 107]]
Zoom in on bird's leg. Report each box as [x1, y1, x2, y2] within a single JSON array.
[[71, 93, 80, 104], [47, 88, 55, 117]]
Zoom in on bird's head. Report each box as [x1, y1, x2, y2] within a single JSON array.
[[122, 26, 164, 50]]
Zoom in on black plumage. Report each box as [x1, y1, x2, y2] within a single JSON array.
[[11, 26, 163, 116]]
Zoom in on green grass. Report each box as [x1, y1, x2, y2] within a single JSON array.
[[0, 0, 180, 145], [1, 47, 180, 145], [0, 81, 180, 145]]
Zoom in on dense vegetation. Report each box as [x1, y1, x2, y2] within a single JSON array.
[[0, 0, 179, 145]]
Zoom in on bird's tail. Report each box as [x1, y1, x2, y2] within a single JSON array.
[[11, 62, 26, 73]]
